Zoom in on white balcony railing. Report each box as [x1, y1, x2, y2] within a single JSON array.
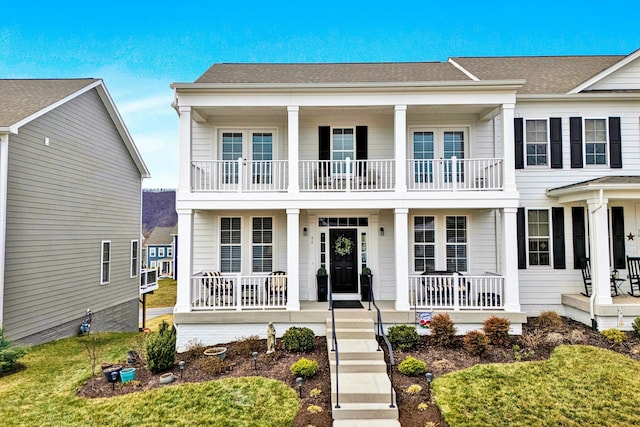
[[191, 272, 288, 310], [299, 159, 395, 192], [140, 268, 158, 295], [409, 273, 504, 310], [191, 159, 288, 192], [407, 158, 503, 191]]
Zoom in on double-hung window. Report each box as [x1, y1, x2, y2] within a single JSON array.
[[525, 119, 548, 166], [252, 217, 273, 273], [101, 241, 111, 284], [158, 247, 165, 258], [332, 128, 354, 174], [445, 216, 467, 272], [528, 209, 550, 266], [149, 247, 156, 257], [585, 119, 607, 165], [221, 217, 241, 272], [414, 216, 436, 272], [130, 240, 138, 278]]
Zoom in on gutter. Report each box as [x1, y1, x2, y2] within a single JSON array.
[[588, 188, 604, 330]]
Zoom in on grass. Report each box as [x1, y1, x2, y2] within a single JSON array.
[[433, 345, 640, 426], [0, 333, 299, 427], [145, 314, 173, 331], [143, 278, 176, 308]]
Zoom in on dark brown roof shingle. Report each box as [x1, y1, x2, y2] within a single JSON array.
[[0, 79, 98, 127]]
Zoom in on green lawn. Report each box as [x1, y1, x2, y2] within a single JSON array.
[[433, 345, 640, 426], [143, 278, 176, 308], [0, 333, 299, 427]]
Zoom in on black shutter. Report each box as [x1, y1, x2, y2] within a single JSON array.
[[552, 207, 566, 269], [514, 118, 524, 169], [550, 117, 563, 169], [570, 117, 583, 168], [517, 207, 526, 269], [609, 117, 622, 168], [612, 206, 625, 269], [572, 207, 586, 269], [356, 126, 368, 177]]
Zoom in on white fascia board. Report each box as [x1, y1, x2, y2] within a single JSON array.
[[568, 48, 640, 94], [518, 92, 640, 102], [94, 82, 151, 178]]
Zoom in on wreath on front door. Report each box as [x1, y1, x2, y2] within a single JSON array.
[[334, 235, 353, 256]]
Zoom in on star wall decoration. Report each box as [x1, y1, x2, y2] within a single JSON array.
[[627, 232, 635, 241]]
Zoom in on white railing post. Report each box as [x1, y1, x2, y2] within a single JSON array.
[[236, 274, 242, 311], [453, 272, 460, 310], [451, 156, 458, 191], [345, 157, 351, 192], [237, 157, 243, 193]]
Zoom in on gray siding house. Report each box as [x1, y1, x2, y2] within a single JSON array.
[[0, 79, 150, 345]]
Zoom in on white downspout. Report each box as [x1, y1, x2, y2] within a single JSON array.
[[589, 189, 604, 329]]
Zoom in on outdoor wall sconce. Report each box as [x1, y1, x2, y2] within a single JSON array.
[[296, 376, 303, 397], [303, 227, 308, 236], [252, 351, 258, 370], [379, 227, 384, 236], [179, 360, 185, 378]]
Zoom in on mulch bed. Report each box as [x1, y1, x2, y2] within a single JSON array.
[[77, 318, 640, 427]]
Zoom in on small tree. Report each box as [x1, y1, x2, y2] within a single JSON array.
[[430, 313, 457, 347], [0, 328, 26, 374], [82, 332, 103, 379], [145, 321, 177, 373]]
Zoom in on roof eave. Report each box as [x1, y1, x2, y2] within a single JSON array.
[[568, 48, 640, 94], [518, 92, 640, 101]]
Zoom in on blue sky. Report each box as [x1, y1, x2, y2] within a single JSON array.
[[1, 1, 638, 188]]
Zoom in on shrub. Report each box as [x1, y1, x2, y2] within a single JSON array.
[[512, 344, 535, 361], [235, 335, 262, 355], [291, 357, 319, 377], [536, 311, 563, 330], [432, 359, 455, 371], [601, 328, 627, 344], [282, 327, 315, 352], [398, 356, 427, 376], [0, 328, 26, 373], [520, 329, 544, 350], [309, 387, 322, 397], [194, 354, 226, 375], [418, 402, 429, 411], [406, 384, 423, 395], [483, 316, 511, 346], [544, 332, 564, 345], [145, 320, 177, 373], [463, 330, 489, 356], [430, 313, 457, 347], [388, 325, 420, 351], [307, 405, 323, 413], [568, 329, 585, 345], [633, 317, 640, 337]]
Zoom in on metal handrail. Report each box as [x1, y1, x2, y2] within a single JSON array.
[[369, 275, 396, 408], [329, 276, 340, 409]]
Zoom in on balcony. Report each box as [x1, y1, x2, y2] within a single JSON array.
[[190, 158, 503, 193]]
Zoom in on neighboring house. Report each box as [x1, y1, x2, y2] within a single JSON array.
[[171, 49, 640, 349], [0, 79, 150, 345], [144, 225, 177, 277]]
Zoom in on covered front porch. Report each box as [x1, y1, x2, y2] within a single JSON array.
[[563, 293, 640, 331]]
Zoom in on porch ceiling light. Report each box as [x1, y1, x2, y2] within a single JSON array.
[[303, 227, 308, 236]]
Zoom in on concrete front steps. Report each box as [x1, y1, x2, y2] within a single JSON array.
[[326, 316, 400, 426]]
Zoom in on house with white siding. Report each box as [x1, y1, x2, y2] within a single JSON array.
[[0, 79, 150, 344], [171, 49, 640, 348]]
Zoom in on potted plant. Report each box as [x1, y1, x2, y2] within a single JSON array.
[[316, 267, 328, 302], [360, 267, 372, 301], [203, 347, 227, 361]]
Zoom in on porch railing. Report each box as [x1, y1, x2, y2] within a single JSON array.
[[407, 158, 503, 191], [140, 268, 158, 294], [299, 159, 395, 192], [191, 160, 288, 192], [190, 272, 288, 310], [409, 273, 505, 310]]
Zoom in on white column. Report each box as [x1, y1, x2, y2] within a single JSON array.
[[286, 208, 301, 310], [588, 195, 612, 305], [500, 104, 517, 192], [177, 106, 192, 194], [175, 209, 193, 313], [502, 208, 521, 311], [287, 106, 300, 194], [394, 105, 407, 192], [394, 208, 410, 310]]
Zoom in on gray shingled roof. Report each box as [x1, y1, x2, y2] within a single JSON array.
[[547, 176, 640, 194], [195, 62, 471, 84], [0, 79, 98, 127], [451, 56, 625, 94], [144, 225, 178, 246]]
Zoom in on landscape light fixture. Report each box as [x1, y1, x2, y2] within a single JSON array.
[[296, 377, 303, 398], [111, 371, 118, 390], [179, 360, 185, 378], [252, 351, 258, 370], [425, 372, 433, 392]]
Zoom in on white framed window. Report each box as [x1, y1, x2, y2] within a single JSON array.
[[158, 247, 165, 258], [410, 128, 467, 183], [149, 247, 156, 257], [584, 118, 607, 165], [527, 209, 550, 266], [332, 128, 355, 174], [220, 129, 277, 184], [221, 217, 241, 272], [525, 119, 548, 166], [168, 246, 173, 257], [150, 261, 157, 269], [101, 241, 111, 284], [252, 217, 273, 273], [414, 216, 436, 272], [445, 216, 467, 272], [130, 240, 138, 278]]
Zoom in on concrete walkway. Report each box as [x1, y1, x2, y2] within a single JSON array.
[[138, 306, 173, 325]]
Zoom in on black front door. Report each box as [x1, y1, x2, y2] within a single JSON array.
[[330, 229, 358, 293]]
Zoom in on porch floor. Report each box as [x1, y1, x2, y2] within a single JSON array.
[[562, 293, 640, 317]]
